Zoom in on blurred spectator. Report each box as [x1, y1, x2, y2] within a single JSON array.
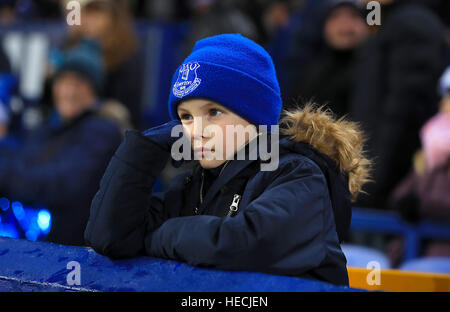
[[286, 0, 369, 117], [262, 0, 299, 38], [233, 0, 305, 45], [282, 0, 332, 97], [259, 0, 305, 93], [0, 0, 17, 24], [0, 73, 17, 138], [0, 41, 19, 149], [388, 67, 450, 265], [130, 0, 191, 21], [0, 0, 62, 21], [0, 40, 123, 245], [33, 0, 63, 18], [0, 80, 10, 138], [423, 0, 450, 29], [61, 0, 144, 129], [390, 67, 450, 222], [21, 0, 62, 19], [183, 0, 258, 55], [348, 0, 448, 208]]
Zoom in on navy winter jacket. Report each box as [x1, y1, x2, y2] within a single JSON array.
[[85, 111, 353, 285]]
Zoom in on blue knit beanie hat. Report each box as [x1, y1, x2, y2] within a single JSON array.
[[168, 34, 282, 126]]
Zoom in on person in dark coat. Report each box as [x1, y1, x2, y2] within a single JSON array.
[[0, 39, 123, 246], [62, 0, 143, 129], [182, 0, 258, 55], [287, 0, 369, 118], [348, 0, 448, 209], [84, 34, 371, 286]]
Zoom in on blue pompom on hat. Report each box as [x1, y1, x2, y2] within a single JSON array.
[[168, 33, 282, 126]]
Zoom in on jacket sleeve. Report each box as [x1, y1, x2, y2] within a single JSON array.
[[146, 158, 331, 276], [84, 130, 175, 258]]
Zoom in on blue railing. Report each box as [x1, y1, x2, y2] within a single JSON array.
[[0, 237, 362, 292], [351, 208, 450, 261]]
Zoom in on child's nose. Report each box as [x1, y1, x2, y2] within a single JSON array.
[[192, 116, 206, 140]]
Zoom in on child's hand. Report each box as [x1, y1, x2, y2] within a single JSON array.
[[142, 120, 184, 152]]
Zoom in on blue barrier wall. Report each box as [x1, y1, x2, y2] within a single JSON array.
[[351, 208, 450, 261], [0, 237, 362, 292]]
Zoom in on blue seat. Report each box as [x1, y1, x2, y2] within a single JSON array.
[[341, 244, 391, 269], [399, 257, 450, 274]]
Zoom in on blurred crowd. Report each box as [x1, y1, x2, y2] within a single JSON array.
[[0, 0, 448, 268]]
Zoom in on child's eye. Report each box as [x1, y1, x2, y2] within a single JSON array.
[[209, 109, 223, 117], [179, 113, 193, 121]]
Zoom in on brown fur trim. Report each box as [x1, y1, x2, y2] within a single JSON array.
[[280, 102, 373, 202]]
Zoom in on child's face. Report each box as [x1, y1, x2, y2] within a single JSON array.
[[177, 99, 257, 169]]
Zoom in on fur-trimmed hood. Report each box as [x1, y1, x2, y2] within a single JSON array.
[[279, 104, 372, 202]]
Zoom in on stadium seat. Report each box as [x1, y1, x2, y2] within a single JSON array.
[[399, 257, 450, 274], [341, 244, 391, 269]]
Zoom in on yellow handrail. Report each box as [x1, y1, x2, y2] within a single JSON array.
[[347, 267, 450, 292]]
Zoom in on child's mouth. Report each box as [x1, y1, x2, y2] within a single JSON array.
[[194, 147, 214, 158]]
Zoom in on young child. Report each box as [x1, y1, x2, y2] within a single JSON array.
[[84, 34, 371, 286]]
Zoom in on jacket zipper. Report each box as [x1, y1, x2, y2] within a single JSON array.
[[227, 194, 241, 217], [195, 161, 230, 215]]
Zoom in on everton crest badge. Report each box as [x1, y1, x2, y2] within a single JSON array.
[[173, 62, 201, 98]]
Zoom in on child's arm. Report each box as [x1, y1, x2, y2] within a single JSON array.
[[145, 158, 338, 276], [84, 125, 182, 258]]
